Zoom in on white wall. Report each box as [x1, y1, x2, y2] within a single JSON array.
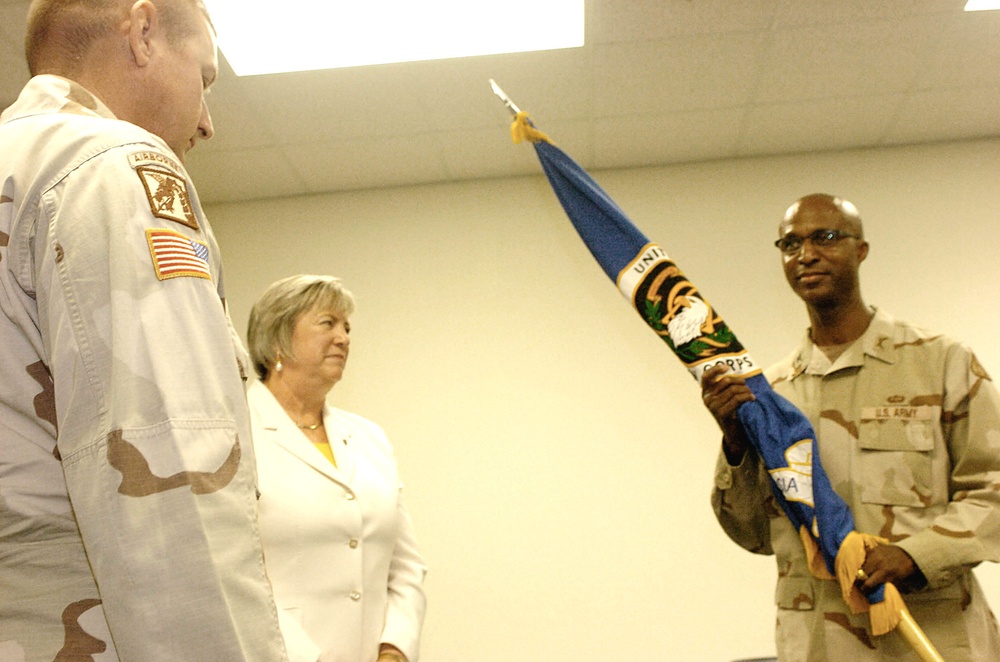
[[208, 138, 1000, 662]]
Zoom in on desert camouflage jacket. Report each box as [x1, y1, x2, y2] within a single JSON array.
[[0, 76, 286, 661], [713, 308, 1000, 661]]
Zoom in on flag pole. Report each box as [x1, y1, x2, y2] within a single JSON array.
[[489, 78, 945, 662], [898, 606, 945, 662]]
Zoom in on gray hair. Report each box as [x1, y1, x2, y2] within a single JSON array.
[[247, 275, 356, 380]]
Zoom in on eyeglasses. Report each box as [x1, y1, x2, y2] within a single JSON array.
[[774, 229, 859, 255]]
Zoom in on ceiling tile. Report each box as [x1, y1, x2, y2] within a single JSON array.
[[512, 118, 598, 167], [201, 56, 282, 151], [389, 45, 597, 129], [228, 64, 435, 145], [737, 94, 905, 156], [593, 108, 744, 168], [919, 11, 1000, 89], [590, 0, 780, 43], [754, 18, 941, 102], [437, 125, 549, 182], [773, 0, 957, 26], [186, 146, 309, 204], [0, 0, 997, 200], [594, 31, 769, 116], [885, 86, 1000, 145], [478, 50, 599, 122], [282, 133, 451, 193]]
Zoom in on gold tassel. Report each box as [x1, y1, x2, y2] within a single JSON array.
[[835, 530, 872, 613], [831, 532, 907, 628], [869, 582, 906, 636], [799, 525, 834, 580], [511, 112, 554, 145], [797, 527, 937, 655]]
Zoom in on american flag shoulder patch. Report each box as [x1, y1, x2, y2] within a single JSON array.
[[145, 228, 212, 281]]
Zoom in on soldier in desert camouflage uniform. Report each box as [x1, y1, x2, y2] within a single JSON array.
[[701, 193, 1000, 661], [0, 1, 287, 659]]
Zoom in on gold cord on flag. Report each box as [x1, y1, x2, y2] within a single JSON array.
[[798, 526, 835, 580], [798, 526, 907, 636], [511, 112, 553, 145]]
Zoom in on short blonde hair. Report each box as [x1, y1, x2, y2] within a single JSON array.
[[25, 0, 213, 76], [247, 275, 356, 380]]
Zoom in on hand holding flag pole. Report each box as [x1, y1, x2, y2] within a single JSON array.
[[489, 80, 943, 662]]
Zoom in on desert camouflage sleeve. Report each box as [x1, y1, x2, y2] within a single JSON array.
[[894, 343, 1000, 589], [32, 142, 286, 660], [712, 443, 776, 556]]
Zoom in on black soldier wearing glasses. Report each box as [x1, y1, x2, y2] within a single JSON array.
[[774, 228, 861, 255], [700, 193, 1000, 660]]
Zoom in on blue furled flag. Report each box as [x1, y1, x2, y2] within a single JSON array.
[[508, 110, 907, 634]]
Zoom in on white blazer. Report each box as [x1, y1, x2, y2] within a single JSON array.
[[248, 381, 427, 662]]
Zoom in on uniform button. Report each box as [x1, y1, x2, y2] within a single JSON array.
[[349, 539, 359, 549], [350, 591, 361, 601]]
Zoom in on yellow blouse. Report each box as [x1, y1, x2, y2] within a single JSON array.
[[312, 439, 337, 468]]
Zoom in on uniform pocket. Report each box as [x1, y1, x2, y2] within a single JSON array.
[[775, 576, 815, 611], [857, 413, 937, 507]]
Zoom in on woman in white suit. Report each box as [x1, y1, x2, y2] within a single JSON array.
[[247, 275, 427, 662]]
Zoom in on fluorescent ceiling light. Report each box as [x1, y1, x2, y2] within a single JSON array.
[[965, 0, 1000, 10], [203, 0, 585, 76]]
